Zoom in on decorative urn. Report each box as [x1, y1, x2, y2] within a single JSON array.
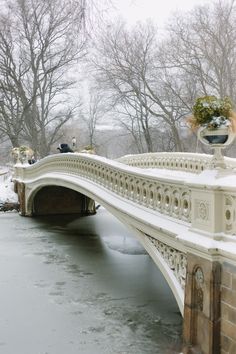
[[189, 96, 236, 168]]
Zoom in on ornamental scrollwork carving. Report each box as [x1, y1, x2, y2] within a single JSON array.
[[146, 235, 187, 289], [198, 202, 207, 220], [194, 267, 204, 311], [224, 194, 236, 235], [195, 200, 209, 222]]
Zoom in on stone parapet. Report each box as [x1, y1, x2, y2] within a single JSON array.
[[13, 153, 236, 235], [117, 152, 236, 173]]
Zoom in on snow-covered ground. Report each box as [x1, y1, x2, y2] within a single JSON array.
[[0, 175, 18, 204]]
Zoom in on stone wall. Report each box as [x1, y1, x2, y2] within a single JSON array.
[[183, 258, 236, 353], [221, 262, 236, 354], [14, 181, 25, 215], [183, 254, 221, 354]]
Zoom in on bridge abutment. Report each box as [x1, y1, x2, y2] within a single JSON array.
[[183, 254, 221, 354], [14, 181, 26, 215], [220, 262, 236, 353]]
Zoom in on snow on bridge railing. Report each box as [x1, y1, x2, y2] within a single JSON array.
[[117, 152, 236, 173], [14, 152, 236, 236]]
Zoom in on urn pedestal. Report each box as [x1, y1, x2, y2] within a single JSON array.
[[198, 126, 235, 168]]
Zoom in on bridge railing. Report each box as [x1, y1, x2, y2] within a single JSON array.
[[117, 152, 236, 172], [14, 153, 192, 224], [14, 152, 236, 237]]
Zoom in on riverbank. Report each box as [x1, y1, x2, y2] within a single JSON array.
[[0, 174, 19, 211]]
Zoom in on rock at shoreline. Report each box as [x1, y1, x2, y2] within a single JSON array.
[[0, 202, 19, 212]]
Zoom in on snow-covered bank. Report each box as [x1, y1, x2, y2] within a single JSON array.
[[0, 176, 18, 204]]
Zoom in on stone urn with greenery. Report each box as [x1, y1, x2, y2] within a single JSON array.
[[14, 145, 34, 164], [188, 95, 236, 168]]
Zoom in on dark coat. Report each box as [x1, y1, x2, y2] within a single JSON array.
[[57, 144, 74, 153]]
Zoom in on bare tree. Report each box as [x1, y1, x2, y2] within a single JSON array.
[[0, 0, 87, 157], [91, 20, 191, 151], [155, 0, 236, 153], [79, 89, 108, 149], [112, 91, 158, 153], [90, 1, 236, 154], [165, 0, 236, 103]]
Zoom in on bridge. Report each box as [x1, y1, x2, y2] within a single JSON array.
[[13, 151, 236, 354]]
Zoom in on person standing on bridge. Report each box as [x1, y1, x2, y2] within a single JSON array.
[[57, 144, 74, 153]]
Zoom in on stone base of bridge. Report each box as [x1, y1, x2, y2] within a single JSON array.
[[14, 181, 26, 214], [15, 183, 96, 216], [182, 253, 221, 354], [220, 261, 236, 353]]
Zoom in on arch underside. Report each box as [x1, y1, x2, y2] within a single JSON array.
[[31, 185, 95, 216], [26, 173, 185, 315]]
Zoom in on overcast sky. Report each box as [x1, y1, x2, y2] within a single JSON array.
[[113, 0, 213, 27]]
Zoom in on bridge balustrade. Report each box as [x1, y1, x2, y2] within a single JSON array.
[[14, 152, 236, 235], [117, 152, 236, 172]]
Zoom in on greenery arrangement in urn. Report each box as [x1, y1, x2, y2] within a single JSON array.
[[19, 145, 30, 154], [188, 95, 236, 132]]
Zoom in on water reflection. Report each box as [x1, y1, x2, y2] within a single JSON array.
[[0, 208, 182, 354]]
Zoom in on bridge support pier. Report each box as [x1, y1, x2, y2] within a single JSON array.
[[14, 181, 26, 215], [183, 253, 221, 354]]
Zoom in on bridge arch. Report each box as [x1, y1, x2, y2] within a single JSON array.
[[24, 174, 185, 315], [27, 184, 95, 216]]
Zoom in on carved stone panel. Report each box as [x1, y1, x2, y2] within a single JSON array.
[[146, 235, 187, 289], [224, 194, 236, 235], [191, 189, 224, 233], [194, 267, 204, 312], [195, 199, 210, 224]]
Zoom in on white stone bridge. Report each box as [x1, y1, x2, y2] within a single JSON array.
[[13, 152, 236, 354]]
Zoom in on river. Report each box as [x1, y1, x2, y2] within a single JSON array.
[[0, 208, 182, 354]]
